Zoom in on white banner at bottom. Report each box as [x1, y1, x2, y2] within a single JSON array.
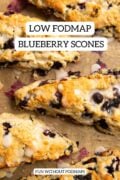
[[33, 168, 87, 175]]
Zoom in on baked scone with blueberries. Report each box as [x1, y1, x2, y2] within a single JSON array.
[[0, 13, 80, 72], [15, 70, 120, 135], [21, 148, 120, 180], [0, 113, 78, 173], [28, 0, 120, 39]]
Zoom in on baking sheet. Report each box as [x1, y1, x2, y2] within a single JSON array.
[[0, 1, 120, 179]]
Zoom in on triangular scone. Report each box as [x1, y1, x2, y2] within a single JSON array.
[[28, 0, 120, 39], [0, 113, 78, 169], [0, 13, 80, 71], [21, 148, 120, 180], [15, 72, 120, 135]]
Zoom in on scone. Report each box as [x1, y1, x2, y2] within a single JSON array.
[[0, 113, 78, 177], [21, 148, 120, 180], [28, 0, 120, 39], [15, 71, 120, 135], [0, 13, 80, 72]]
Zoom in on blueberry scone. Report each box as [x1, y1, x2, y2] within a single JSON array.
[[21, 148, 120, 180], [15, 71, 120, 135], [0, 113, 78, 178], [0, 13, 80, 72], [28, 0, 120, 39]]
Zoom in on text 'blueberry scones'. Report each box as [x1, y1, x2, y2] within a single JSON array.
[[21, 148, 120, 180], [0, 13, 80, 71], [28, 0, 120, 39], [15, 72, 120, 135], [0, 113, 78, 178]]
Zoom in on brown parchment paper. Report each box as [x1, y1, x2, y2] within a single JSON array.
[[0, 1, 120, 179]]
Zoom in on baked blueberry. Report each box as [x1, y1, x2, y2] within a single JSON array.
[[52, 62, 63, 69], [96, 119, 109, 130], [4, 38, 14, 49], [78, 3, 86, 9], [92, 92, 103, 104], [43, 129, 56, 138], [19, 97, 28, 108], [37, 108, 46, 115], [73, 174, 91, 180], [82, 109, 93, 119], [82, 157, 97, 165], [68, 71, 80, 77], [50, 91, 62, 109], [35, 69, 48, 76], [3, 122, 12, 135], [67, 145, 73, 153]]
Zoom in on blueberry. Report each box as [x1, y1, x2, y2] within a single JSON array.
[[67, 145, 73, 153], [92, 92, 103, 104], [52, 62, 63, 69], [106, 158, 120, 176], [76, 141, 79, 147], [4, 11, 14, 16], [78, 3, 86, 9], [39, 80, 49, 86], [66, 5, 75, 10], [19, 97, 28, 108], [35, 69, 48, 76], [101, 98, 120, 112], [106, 166, 114, 175], [43, 130, 56, 138], [68, 71, 80, 77], [101, 101, 110, 112], [82, 157, 97, 165], [108, 4, 112, 9], [4, 38, 14, 49], [82, 109, 93, 119], [74, 56, 79, 60], [0, 61, 18, 68], [50, 91, 62, 109], [73, 174, 91, 180], [3, 122, 12, 129], [37, 108, 46, 115], [3, 122, 12, 135], [96, 119, 109, 130]]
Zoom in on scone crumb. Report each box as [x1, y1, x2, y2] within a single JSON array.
[[0, 82, 3, 90], [58, 84, 64, 91]]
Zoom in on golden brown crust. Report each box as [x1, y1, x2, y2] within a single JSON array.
[[0, 113, 78, 169], [0, 13, 80, 70], [15, 73, 120, 135], [28, 0, 120, 39], [21, 148, 120, 180]]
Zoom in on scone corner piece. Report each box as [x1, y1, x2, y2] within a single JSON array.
[[0, 113, 78, 169]]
